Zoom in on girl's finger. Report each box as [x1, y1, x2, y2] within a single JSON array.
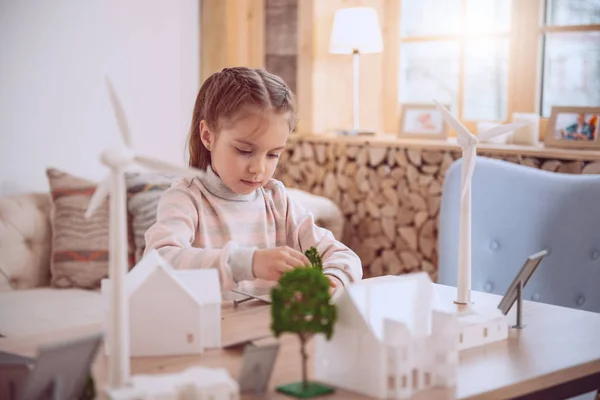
[[286, 252, 309, 267], [278, 263, 295, 274]]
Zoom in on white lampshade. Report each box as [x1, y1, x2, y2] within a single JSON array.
[[329, 7, 383, 54]]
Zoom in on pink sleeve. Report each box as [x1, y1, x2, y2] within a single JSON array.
[[281, 184, 363, 287], [143, 185, 256, 291]]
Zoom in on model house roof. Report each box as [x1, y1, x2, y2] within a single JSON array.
[[126, 249, 172, 294], [334, 272, 434, 341], [116, 249, 221, 305], [175, 270, 221, 304]]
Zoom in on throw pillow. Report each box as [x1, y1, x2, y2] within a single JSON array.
[[46, 168, 111, 289], [126, 172, 176, 263]]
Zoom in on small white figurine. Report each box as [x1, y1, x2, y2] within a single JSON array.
[[105, 366, 239, 400], [314, 272, 460, 399], [101, 250, 222, 357]]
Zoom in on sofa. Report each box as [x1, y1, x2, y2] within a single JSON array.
[[0, 182, 345, 339]]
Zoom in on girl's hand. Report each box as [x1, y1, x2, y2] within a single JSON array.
[[252, 246, 311, 281], [326, 275, 343, 295]]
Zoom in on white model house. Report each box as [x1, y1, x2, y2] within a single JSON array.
[[453, 305, 508, 351], [106, 366, 239, 400], [314, 272, 460, 399], [101, 250, 222, 357]]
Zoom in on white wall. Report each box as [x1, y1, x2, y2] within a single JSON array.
[[0, 0, 200, 196]]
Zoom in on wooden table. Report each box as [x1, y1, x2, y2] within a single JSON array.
[[1, 284, 600, 399]]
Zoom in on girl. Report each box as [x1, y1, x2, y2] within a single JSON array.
[[143, 67, 362, 294]]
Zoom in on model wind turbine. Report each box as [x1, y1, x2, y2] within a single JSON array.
[[433, 100, 526, 305], [85, 78, 206, 391]]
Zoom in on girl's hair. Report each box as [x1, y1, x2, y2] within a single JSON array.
[[187, 67, 296, 170]]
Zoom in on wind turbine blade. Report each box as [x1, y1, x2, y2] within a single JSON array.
[[134, 155, 206, 180], [105, 77, 133, 148], [461, 146, 477, 201], [85, 177, 110, 219], [433, 100, 476, 141], [478, 122, 527, 142]]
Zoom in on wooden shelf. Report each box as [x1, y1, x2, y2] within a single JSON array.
[[289, 133, 600, 162]]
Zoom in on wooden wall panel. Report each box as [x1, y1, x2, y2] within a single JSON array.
[[265, 0, 298, 94]]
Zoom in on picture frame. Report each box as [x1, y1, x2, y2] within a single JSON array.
[[544, 106, 600, 150], [398, 103, 450, 140]]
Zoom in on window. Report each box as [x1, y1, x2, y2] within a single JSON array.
[[398, 0, 512, 122], [412, 368, 419, 389], [388, 375, 396, 390], [540, 0, 600, 117]]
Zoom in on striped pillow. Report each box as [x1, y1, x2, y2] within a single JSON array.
[[46, 168, 111, 289], [126, 172, 176, 263]]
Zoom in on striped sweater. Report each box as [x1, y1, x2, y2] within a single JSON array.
[[143, 165, 363, 292]]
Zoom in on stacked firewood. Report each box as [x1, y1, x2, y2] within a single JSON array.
[[275, 139, 600, 280]]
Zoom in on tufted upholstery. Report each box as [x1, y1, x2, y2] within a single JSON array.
[[0, 193, 52, 292], [438, 156, 600, 314]]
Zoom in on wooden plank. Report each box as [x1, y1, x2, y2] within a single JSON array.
[[296, 0, 314, 132], [200, 0, 266, 83], [382, 0, 401, 133], [288, 133, 600, 161], [507, 0, 543, 120], [200, 0, 228, 83], [248, 0, 266, 69]]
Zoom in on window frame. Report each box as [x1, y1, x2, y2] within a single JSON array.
[[398, 1, 512, 124], [384, 0, 516, 134], [538, 0, 600, 118]]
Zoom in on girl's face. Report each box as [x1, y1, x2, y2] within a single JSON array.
[[200, 110, 290, 195]]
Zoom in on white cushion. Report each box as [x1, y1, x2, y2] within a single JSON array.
[[0, 288, 102, 338]]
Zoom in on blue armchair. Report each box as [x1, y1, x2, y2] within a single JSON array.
[[437, 156, 600, 313]]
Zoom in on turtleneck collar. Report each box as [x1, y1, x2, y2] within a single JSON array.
[[201, 164, 258, 202]]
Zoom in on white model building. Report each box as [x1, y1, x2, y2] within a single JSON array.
[[452, 305, 508, 351], [314, 272, 460, 399], [101, 250, 222, 357], [105, 366, 239, 400]]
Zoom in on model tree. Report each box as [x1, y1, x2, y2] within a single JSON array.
[[270, 249, 337, 398]]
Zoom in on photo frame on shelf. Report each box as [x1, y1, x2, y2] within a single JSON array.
[[544, 106, 600, 150], [398, 103, 450, 140]]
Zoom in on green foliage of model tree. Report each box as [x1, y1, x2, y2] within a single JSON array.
[[304, 247, 323, 270], [271, 265, 337, 390]]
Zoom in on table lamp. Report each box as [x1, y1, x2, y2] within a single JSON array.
[[330, 7, 383, 135]]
